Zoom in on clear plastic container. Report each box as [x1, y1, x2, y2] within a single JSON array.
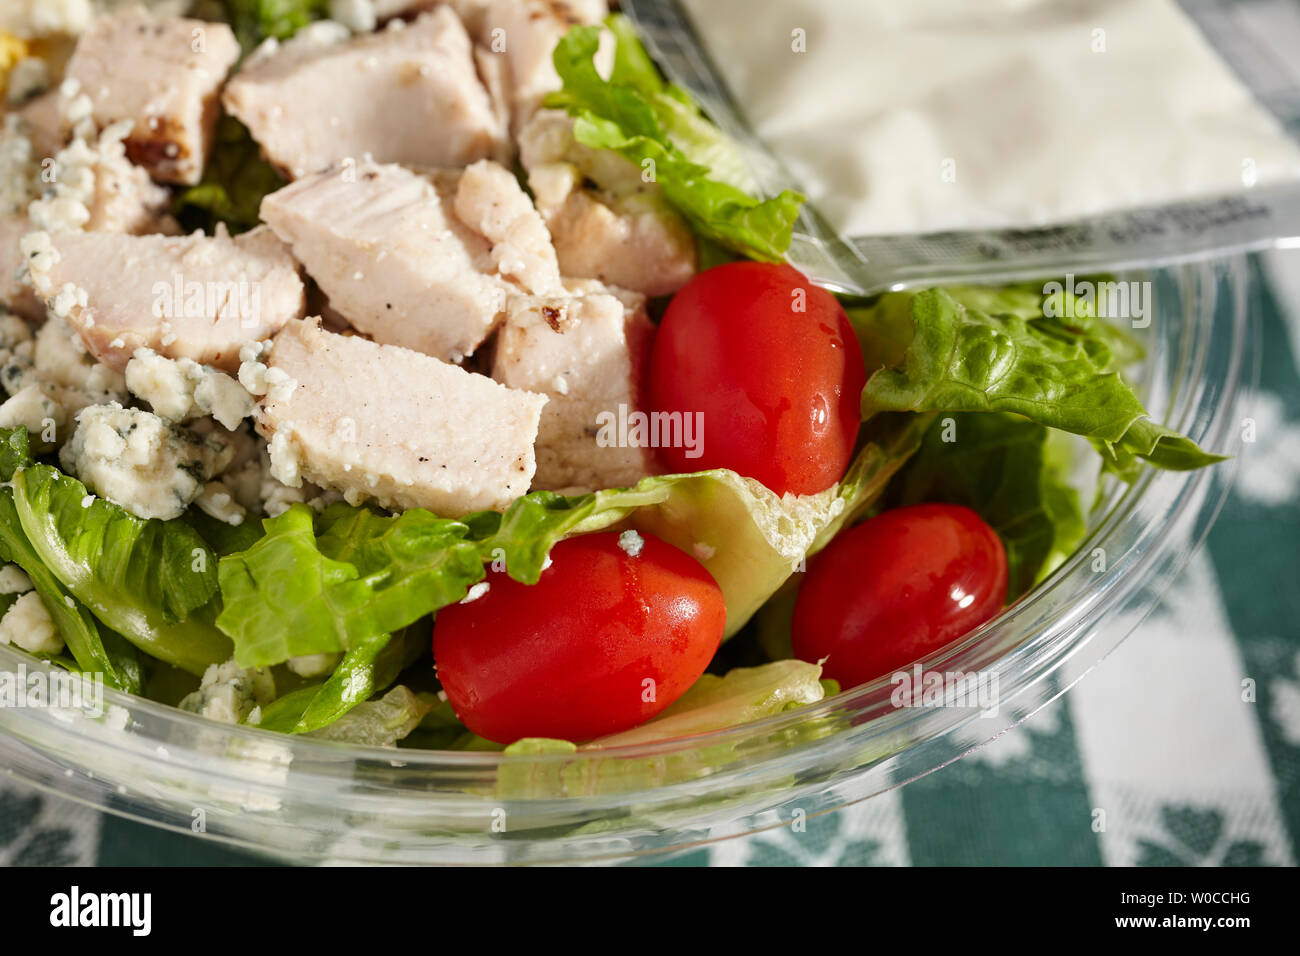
[[0, 256, 1256, 864]]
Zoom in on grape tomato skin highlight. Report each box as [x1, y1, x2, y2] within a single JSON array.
[[791, 504, 1009, 689], [433, 531, 726, 744], [647, 261, 867, 497]]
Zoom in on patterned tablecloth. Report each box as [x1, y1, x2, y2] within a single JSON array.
[[0, 247, 1295, 867]]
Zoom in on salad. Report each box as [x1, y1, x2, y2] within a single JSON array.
[[0, 1, 1221, 753]]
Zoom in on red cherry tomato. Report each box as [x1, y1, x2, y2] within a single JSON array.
[[647, 261, 866, 496], [791, 504, 1008, 689], [433, 531, 726, 743]]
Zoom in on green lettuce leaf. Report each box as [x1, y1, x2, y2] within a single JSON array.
[[8, 464, 229, 676], [183, 506, 264, 557], [255, 625, 426, 734], [218, 0, 326, 53], [0, 425, 31, 481], [304, 686, 434, 747], [0, 488, 141, 693], [546, 17, 804, 262], [588, 660, 827, 747], [850, 288, 1224, 472], [482, 469, 861, 638], [216, 504, 484, 667], [943, 280, 1144, 374], [889, 412, 1086, 600], [493, 661, 837, 798], [173, 116, 285, 234]]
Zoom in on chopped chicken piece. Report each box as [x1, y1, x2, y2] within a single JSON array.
[[452, 158, 563, 295], [29, 118, 177, 236], [259, 160, 509, 363], [0, 215, 43, 320], [26, 225, 305, 373], [257, 318, 546, 515], [16, 89, 64, 159], [223, 10, 508, 180], [1, 111, 177, 321], [518, 110, 696, 296], [373, 1, 487, 33], [492, 287, 655, 491], [480, 0, 608, 130], [64, 9, 241, 185]]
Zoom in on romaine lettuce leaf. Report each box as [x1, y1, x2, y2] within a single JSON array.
[[850, 288, 1224, 472], [7, 463, 229, 677], [0, 488, 141, 693], [587, 659, 827, 747], [0, 428, 140, 690], [493, 661, 836, 797], [304, 685, 434, 747], [216, 504, 484, 667], [480, 453, 910, 638], [255, 625, 425, 734], [546, 17, 804, 262]]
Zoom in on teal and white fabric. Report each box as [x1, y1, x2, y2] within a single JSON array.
[[3, 250, 1298, 867]]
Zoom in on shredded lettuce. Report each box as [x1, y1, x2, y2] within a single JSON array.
[[849, 288, 1224, 472], [546, 16, 805, 262]]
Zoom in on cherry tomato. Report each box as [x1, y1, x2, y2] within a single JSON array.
[[433, 531, 726, 743], [791, 504, 1007, 689], [647, 261, 866, 496]]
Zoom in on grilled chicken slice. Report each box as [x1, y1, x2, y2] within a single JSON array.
[[257, 317, 546, 515], [0, 216, 43, 321], [452, 158, 564, 296], [26, 226, 305, 373], [64, 8, 241, 185], [223, 10, 508, 180], [492, 284, 655, 491], [16, 90, 64, 161], [479, 0, 608, 131], [260, 160, 512, 363]]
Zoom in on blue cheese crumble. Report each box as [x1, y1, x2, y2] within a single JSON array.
[[0, 591, 63, 656], [179, 657, 276, 725], [58, 402, 234, 520], [125, 347, 254, 430]]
